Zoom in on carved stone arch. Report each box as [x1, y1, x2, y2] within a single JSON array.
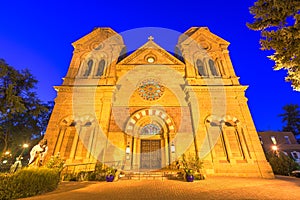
[[192, 50, 207, 61], [125, 108, 176, 138], [58, 115, 76, 126], [133, 115, 166, 139], [93, 51, 108, 61], [74, 115, 96, 126], [205, 115, 223, 126], [221, 115, 239, 126]]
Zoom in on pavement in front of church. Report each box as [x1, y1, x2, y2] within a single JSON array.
[[22, 175, 300, 200]]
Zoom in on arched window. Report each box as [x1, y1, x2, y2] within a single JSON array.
[[96, 60, 105, 76], [196, 59, 207, 76], [209, 59, 219, 76], [141, 124, 161, 135], [205, 119, 228, 160], [83, 59, 93, 77]]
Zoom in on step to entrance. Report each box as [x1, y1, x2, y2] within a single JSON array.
[[119, 171, 182, 180]]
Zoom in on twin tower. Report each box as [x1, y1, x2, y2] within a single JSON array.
[[44, 27, 273, 178]]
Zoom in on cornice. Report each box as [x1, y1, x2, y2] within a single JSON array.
[[183, 85, 248, 92]]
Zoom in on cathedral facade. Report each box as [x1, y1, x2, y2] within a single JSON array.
[[44, 27, 273, 178]]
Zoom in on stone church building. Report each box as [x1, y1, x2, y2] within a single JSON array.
[[44, 27, 273, 178]]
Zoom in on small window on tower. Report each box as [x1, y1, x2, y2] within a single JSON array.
[[96, 60, 105, 76], [209, 59, 219, 76], [196, 59, 207, 76], [83, 59, 93, 77]]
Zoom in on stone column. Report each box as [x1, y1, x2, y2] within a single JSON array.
[[69, 126, 81, 161], [54, 127, 66, 156]]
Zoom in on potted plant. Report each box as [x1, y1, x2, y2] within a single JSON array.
[[184, 168, 195, 182], [105, 166, 117, 182], [180, 153, 204, 182]]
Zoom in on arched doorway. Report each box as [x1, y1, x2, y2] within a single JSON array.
[[124, 109, 176, 170], [140, 124, 162, 169]]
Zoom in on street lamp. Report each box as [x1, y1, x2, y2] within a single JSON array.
[[19, 143, 29, 158], [2, 151, 11, 164], [272, 145, 279, 157], [271, 145, 278, 151], [9, 143, 29, 173]]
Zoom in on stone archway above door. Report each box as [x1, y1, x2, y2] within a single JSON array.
[[125, 108, 176, 137], [123, 108, 177, 170]]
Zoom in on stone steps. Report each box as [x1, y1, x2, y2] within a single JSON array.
[[119, 171, 182, 180]]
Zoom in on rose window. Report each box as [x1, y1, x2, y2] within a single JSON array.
[[138, 79, 164, 101]]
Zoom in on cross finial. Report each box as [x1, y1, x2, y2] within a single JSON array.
[[148, 36, 154, 41]]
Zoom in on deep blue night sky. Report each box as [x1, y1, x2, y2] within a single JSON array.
[[0, 1, 299, 131]]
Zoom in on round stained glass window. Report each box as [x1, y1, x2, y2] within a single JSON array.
[[147, 57, 155, 63], [141, 124, 161, 135], [138, 79, 164, 101]]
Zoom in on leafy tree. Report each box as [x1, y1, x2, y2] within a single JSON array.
[[266, 152, 299, 176], [247, 0, 300, 91], [279, 104, 300, 136], [0, 59, 51, 154]]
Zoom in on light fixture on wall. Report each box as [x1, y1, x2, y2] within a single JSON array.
[[126, 145, 130, 154], [125, 145, 130, 154], [171, 143, 175, 153], [126, 144, 130, 160]]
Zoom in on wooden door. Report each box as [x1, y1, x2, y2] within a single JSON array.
[[140, 140, 161, 169]]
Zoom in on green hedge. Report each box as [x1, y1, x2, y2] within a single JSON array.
[[0, 168, 60, 200]]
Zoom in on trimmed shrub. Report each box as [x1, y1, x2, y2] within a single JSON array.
[[0, 173, 14, 200], [0, 168, 60, 199]]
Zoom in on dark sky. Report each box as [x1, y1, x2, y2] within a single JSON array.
[[0, 0, 299, 131]]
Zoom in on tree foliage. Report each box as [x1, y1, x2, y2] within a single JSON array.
[[247, 0, 300, 91], [279, 104, 300, 136], [266, 152, 299, 176], [0, 59, 52, 154]]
